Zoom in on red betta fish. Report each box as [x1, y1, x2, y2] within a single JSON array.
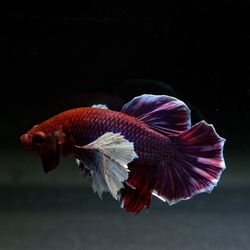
[[20, 94, 226, 213]]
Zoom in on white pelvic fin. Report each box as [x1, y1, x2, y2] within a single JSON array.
[[91, 104, 109, 109], [77, 132, 138, 200], [76, 158, 81, 166]]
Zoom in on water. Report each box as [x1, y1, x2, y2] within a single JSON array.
[[2, 8, 250, 250], [0, 147, 249, 249]]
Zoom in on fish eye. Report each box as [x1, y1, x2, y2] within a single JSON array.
[[32, 134, 45, 144]]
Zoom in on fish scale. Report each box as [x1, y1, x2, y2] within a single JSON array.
[[54, 108, 168, 164], [38, 108, 172, 164]]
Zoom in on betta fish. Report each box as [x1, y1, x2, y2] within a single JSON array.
[[20, 94, 226, 213]]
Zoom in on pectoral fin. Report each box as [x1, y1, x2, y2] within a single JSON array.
[[75, 132, 138, 200]]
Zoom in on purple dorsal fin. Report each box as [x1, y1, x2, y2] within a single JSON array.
[[121, 94, 191, 136]]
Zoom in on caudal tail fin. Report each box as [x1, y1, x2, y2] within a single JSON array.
[[153, 121, 226, 205]]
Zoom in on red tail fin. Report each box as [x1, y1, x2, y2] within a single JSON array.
[[153, 121, 226, 205]]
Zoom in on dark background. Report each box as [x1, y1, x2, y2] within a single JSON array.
[[2, 6, 250, 148], [1, 6, 250, 250]]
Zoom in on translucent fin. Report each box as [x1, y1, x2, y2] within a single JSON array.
[[153, 121, 226, 205], [76, 132, 138, 200], [75, 158, 91, 178], [91, 104, 109, 109], [121, 94, 191, 136]]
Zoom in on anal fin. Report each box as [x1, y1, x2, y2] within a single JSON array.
[[121, 183, 152, 214], [121, 162, 155, 213]]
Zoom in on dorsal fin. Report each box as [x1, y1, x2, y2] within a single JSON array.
[[91, 104, 109, 109], [121, 94, 191, 136]]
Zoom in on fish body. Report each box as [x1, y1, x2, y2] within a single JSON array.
[[34, 107, 169, 164], [21, 94, 226, 213]]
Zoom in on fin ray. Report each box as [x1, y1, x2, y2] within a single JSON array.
[[153, 121, 226, 205], [121, 94, 191, 136], [76, 132, 138, 199]]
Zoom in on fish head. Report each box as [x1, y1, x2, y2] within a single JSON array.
[[20, 125, 62, 173]]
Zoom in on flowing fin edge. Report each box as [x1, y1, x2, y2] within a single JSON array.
[[75, 132, 138, 200], [153, 121, 226, 205], [121, 94, 191, 136]]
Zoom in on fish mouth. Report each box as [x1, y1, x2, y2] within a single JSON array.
[[20, 133, 30, 146]]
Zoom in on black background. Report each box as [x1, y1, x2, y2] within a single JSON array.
[[2, 6, 250, 150]]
